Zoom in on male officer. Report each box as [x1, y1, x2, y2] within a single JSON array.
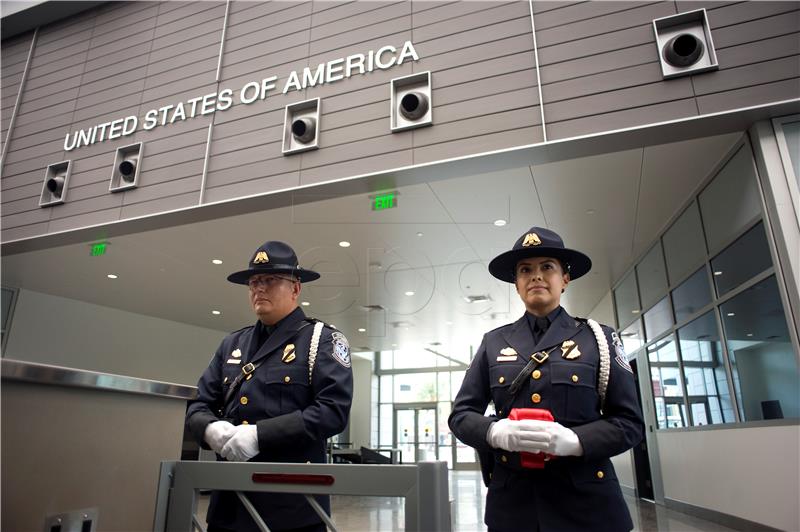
[[186, 241, 353, 532], [448, 227, 643, 532]]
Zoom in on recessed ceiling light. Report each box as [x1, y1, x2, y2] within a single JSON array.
[[493, 219, 507, 227], [727, 312, 735, 317], [416, 232, 423, 237], [301, 301, 310, 306], [339, 241, 351, 248], [631, 310, 640, 314], [586, 209, 596, 215], [392, 343, 397, 347], [212, 310, 221, 315], [107, 274, 118, 279], [358, 328, 366, 332], [212, 259, 223, 265], [746, 333, 753, 337], [714, 271, 723, 276], [446, 321, 453, 326], [405, 291, 415, 296]]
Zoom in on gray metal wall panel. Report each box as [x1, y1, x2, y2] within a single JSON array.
[[697, 78, 800, 115], [203, 171, 301, 205], [712, 9, 800, 48]]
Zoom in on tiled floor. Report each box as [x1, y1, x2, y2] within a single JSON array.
[[196, 470, 742, 531]]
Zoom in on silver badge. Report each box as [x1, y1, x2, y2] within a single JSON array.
[[331, 332, 351, 368], [611, 332, 632, 373]]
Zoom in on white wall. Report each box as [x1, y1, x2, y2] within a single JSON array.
[[588, 290, 616, 328], [657, 425, 800, 531], [348, 355, 372, 449], [610, 450, 635, 490], [4, 289, 226, 385]]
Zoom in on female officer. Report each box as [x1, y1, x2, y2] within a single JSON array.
[[448, 226, 643, 532]]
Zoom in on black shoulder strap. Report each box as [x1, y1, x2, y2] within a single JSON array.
[[498, 347, 555, 416]]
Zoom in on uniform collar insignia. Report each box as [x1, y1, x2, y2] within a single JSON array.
[[231, 348, 242, 358]]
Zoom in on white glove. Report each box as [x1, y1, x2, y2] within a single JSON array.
[[487, 419, 584, 456], [486, 418, 551, 453], [220, 424, 259, 462], [204, 420, 237, 453]]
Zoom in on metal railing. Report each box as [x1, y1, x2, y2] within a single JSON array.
[[153, 461, 450, 532]]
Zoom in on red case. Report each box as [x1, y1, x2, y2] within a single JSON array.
[[508, 408, 554, 468]]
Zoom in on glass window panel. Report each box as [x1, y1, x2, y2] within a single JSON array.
[[620, 320, 644, 354], [663, 202, 707, 285], [392, 347, 438, 369], [779, 119, 800, 187], [437, 402, 452, 447], [711, 222, 772, 297], [379, 404, 393, 446], [456, 441, 476, 463], [393, 372, 437, 403], [614, 270, 640, 329], [721, 275, 799, 421], [437, 372, 450, 401], [699, 145, 762, 253], [380, 375, 393, 403], [379, 350, 393, 370], [648, 336, 686, 429], [450, 371, 466, 401], [1, 287, 15, 332], [644, 296, 673, 341], [637, 243, 668, 310], [672, 267, 712, 323], [678, 311, 734, 425]]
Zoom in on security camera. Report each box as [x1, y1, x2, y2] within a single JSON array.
[[663, 33, 704, 67], [119, 160, 136, 182], [291, 117, 317, 144], [46, 176, 65, 197], [399, 92, 429, 121]]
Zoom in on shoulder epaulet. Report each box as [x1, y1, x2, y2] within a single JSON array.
[[229, 324, 253, 335], [487, 322, 513, 334], [305, 317, 338, 331]]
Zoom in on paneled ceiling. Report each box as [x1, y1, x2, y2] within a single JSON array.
[[1, 132, 741, 357]]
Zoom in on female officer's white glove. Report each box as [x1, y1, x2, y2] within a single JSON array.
[[204, 420, 237, 453], [220, 424, 259, 462], [487, 419, 584, 456]]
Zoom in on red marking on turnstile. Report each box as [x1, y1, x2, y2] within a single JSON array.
[[252, 473, 335, 485]]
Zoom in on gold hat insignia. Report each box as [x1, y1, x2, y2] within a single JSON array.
[[253, 251, 269, 264], [522, 233, 542, 247], [282, 344, 296, 363], [231, 348, 242, 358], [561, 340, 581, 359]]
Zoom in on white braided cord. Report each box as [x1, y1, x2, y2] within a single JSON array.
[[308, 321, 324, 383], [587, 318, 610, 410]]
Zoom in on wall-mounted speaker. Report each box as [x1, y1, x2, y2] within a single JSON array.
[[282, 98, 320, 155], [652, 9, 718, 79], [390, 71, 432, 132], [110, 142, 143, 192], [39, 160, 72, 207]]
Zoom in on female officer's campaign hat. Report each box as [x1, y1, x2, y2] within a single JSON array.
[[488, 226, 592, 282], [227, 241, 320, 284]]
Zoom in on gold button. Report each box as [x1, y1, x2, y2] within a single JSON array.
[[498, 410, 502, 415], [242, 420, 249, 425], [532, 370, 541, 380], [572, 374, 579, 383], [284, 376, 291, 383], [597, 471, 604, 479], [240, 396, 248, 405], [531, 393, 541, 404], [501, 455, 508, 463], [498, 376, 505, 384]]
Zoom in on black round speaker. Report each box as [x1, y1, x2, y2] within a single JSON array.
[[119, 160, 136, 181], [399, 91, 429, 120], [46, 176, 64, 195], [664, 33, 704, 67], [291, 117, 316, 143]]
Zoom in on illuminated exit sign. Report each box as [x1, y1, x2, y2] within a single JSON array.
[[90, 242, 108, 256], [372, 192, 398, 211]]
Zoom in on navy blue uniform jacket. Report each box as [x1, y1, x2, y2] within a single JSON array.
[[186, 307, 353, 532], [448, 307, 643, 532]]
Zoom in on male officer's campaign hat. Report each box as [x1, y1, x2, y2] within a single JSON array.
[[227, 241, 320, 284], [488, 226, 592, 282]]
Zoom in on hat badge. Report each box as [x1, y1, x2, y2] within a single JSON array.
[[522, 233, 542, 247], [253, 251, 269, 264]]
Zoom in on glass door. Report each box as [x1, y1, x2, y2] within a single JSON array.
[[394, 404, 437, 463]]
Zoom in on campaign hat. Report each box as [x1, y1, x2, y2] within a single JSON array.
[[488, 226, 592, 282], [227, 241, 320, 284]]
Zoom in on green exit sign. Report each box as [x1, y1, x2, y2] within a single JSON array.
[[373, 192, 398, 211], [90, 242, 108, 256]]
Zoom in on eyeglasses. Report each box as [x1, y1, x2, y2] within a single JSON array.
[[247, 275, 297, 290]]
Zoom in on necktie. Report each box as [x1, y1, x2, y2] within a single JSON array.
[[534, 317, 550, 344]]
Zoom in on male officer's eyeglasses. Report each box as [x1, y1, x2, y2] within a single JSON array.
[[248, 275, 297, 290]]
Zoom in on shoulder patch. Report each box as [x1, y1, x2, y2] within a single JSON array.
[[330, 331, 351, 368], [611, 331, 633, 373]]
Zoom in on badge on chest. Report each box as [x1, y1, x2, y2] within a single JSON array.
[[497, 347, 518, 362], [561, 340, 581, 360]]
